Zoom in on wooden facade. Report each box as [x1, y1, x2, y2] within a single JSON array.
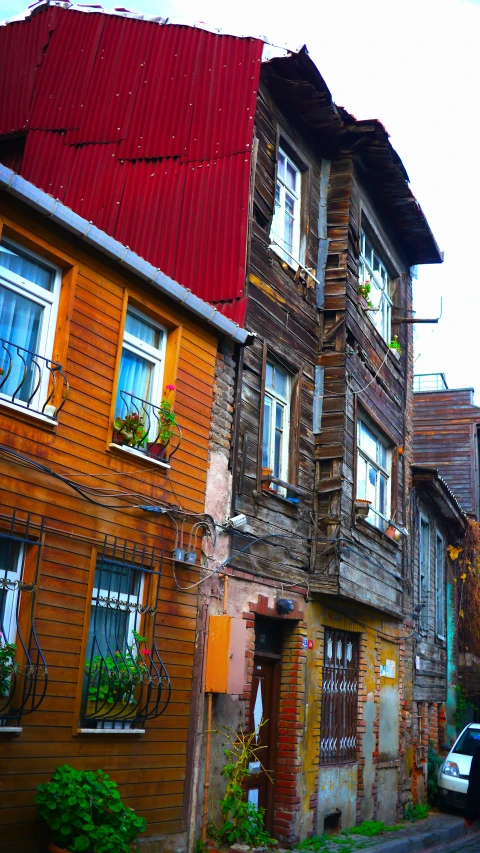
[[413, 387, 480, 517], [0, 191, 234, 852]]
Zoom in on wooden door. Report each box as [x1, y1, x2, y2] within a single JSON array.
[[245, 653, 280, 832]]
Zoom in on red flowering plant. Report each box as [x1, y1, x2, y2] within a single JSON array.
[[156, 384, 178, 447], [85, 630, 151, 707], [113, 410, 148, 448]]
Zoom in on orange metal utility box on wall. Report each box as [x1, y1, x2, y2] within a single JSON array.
[[205, 615, 246, 694]]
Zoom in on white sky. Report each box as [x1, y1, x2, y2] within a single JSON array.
[[2, 0, 479, 398]]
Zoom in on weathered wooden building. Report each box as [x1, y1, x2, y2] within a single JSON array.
[[0, 165, 248, 853], [202, 47, 443, 843], [409, 465, 466, 803], [0, 6, 446, 849]]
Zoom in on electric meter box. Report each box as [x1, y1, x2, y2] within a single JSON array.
[[205, 614, 246, 694]]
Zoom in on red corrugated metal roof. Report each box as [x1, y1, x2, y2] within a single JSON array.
[[0, 7, 262, 316]]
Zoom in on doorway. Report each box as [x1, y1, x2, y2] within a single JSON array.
[[245, 619, 283, 833]]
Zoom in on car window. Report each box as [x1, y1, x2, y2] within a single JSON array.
[[453, 729, 480, 756]]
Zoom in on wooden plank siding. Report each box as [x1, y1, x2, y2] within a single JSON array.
[[231, 82, 321, 582], [315, 159, 413, 613], [413, 389, 480, 516], [0, 199, 220, 851]]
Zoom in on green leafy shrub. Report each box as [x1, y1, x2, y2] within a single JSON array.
[[0, 640, 16, 696], [85, 630, 149, 706], [207, 724, 275, 848], [35, 765, 146, 852], [427, 740, 444, 804], [404, 802, 429, 822]]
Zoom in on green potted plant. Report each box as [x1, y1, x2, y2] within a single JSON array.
[[113, 411, 148, 449], [148, 385, 178, 459], [84, 631, 150, 721], [358, 280, 374, 310], [388, 336, 402, 357], [0, 637, 16, 698], [36, 764, 146, 853]]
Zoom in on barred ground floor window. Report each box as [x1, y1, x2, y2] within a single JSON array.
[[320, 629, 359, 764]]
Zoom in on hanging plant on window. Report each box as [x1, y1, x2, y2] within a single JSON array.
[[148, 385, 178, 459], [84, 630, 150, 714], [0, 637, 16, 697]]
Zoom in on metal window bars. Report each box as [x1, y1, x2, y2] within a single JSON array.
[[320, 629, 359, 765], [0, 510, 48, 727], [0, 337, 69, 419], [113, 390, 182, 463], [82, 535, 171, 730]]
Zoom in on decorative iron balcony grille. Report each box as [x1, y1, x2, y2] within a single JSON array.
[[0, 337, 69, 419], [82, 535, 171, 730], [0, 510, 48, 727], [320, 629, 359, 765], [112, 390, 181, 463]]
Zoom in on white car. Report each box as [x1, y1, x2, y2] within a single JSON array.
[[437, 723, 480, 809]]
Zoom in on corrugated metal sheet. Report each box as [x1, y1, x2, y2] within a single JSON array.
[[0, 6, 59, 134], [0, 7, 262, 315]]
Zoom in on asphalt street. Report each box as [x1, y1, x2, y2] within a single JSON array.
[[426, 830, 480, 852]]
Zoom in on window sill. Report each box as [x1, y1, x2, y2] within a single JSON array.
[[108, 443, 170, 469], [0, 726, 22, 734], [0, 397, 57, 428], [355, 516, 401, 549], [77, 728, 145, 735], [254, 487, 300, 510]]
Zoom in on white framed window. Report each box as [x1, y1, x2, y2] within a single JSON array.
[[419, 516, 430, 630], [270, 148, 302, 266], [356, 420, 391, 531], [116, 307, 167, 440], [359, 229, 392, 343], [0, 237, 62, 409], [435, 532, 445, 638], [0, 538, 23, 645], [262, 361, 290, 496]]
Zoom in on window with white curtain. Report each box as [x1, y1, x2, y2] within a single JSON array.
[[356, 420, 391, 530], [0, 237, 62, 406], [116, 307, 166, 437], [270, 148, 302, 266], [262, 360, 290, 495]]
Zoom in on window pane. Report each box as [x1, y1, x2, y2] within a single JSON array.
[[125, 310, 162, 349], [286, 161, 297, 192], [94, 559, 140, 597], [262, 395, 272, 467], [265, 362, 274, 390], [117, 348, 153, 406], [0, 539, 20, 573], [356, 454, 367, 499], [277, 151, 285, 180], [367, 464, 377, 504], [274, 365, 288, 398], [284, 208, 294, 253], [379, 474, 387, 515], [274, 423, 282, 478], [0, 286, 44, 401], [275, 401, 284, 429], [377, 441, 387, 469], [359, 422, 377, 460], [0, 240, 55, 292], [87, 604, 129, 659]]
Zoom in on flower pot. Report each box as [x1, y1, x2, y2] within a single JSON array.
[[48, 843, 71, 853], [355, 499, 371, 517], [147, 441, 168, 460]]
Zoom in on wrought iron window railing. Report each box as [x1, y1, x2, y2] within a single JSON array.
[[82, 535, 171, 730], [0, 510, 47, 727], [320, 629, 359, 765], [112, 390, 181, 463], [0, 337, 69, 419]]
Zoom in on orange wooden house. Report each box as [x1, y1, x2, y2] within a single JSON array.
[[0, 164, 248, 852]]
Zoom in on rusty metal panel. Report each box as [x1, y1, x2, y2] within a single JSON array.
[[205, 614, 231, 694]]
